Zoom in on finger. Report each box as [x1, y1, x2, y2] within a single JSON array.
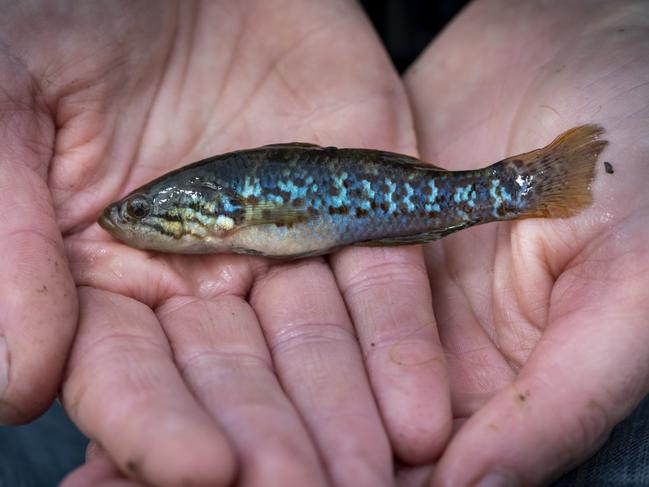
[[61, 288, 235, 487], [67, 231, 260, 308], [250, 260, 393, 486], [395, 464, 435, 487], [331, 246, 452, 463], [434, 237, 649, 486], [61, 450, 139, 487], [424, 231, 518, 418], [0, 54, 77, 423], [158, 294, 328, 487]]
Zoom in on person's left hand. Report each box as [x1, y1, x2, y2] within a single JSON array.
[[398, 0, 649, 485]]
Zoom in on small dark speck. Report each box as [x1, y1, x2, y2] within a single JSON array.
[[518, 393, 526, 402], [37, 285, 47, 294], [370, 342, 376, 347], [126, 460, 138, 473], [604, 161, 614, 174], [618, 27, 626, 33]]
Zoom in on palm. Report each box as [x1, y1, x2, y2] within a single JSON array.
[[404, 0, 649, 484]]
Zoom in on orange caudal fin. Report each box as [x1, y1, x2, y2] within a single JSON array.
[[505, 125, 608, 219]]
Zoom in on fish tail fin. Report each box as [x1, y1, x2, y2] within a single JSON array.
[[505, 124, 608, 219]]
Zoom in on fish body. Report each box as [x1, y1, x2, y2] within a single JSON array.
[[99, 125, 607, 258]]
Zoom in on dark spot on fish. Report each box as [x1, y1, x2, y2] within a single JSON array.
[[617, 27, 626, 33], [381, 184, 390, 193], [328, 205, 348, 215], [126, 460, 138, 473], [262, 209, 272, 219], [307, 207, 319, 216], [343, 179, 352, 188], [497, 205, 506, 217], [511, 159, 524, 168], [293, 198, 304, 207], [329, 186, 339, 196], [356, 208, 368, 218], [280, 191, 292, 201], [370, 342, 376, 347], [150, 221, 182, 240], [370, 200, 378, 210], [604, 161, 614, 174], [423, 186, 432, 196], [163, 212, 183, 223], [399, 203, 409, 214], [380, 202, 389, 212]]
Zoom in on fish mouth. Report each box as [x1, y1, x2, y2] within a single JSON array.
[[98, 204, 121, 234]]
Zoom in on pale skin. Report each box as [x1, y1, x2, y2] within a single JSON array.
[[0, 0, 647, 486]]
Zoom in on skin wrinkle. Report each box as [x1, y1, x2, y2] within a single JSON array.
[[268, 321, 357, 351], [175, 350, 274, 379], [161, 2, 215, 164], [437, 236, 498, 345], [203, 21, 334, 143], [339, 257, 428, 301], [114, 12, 178, 203], [510, 229, 554, 331]]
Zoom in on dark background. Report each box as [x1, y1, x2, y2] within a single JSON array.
[[360, 0, 470, 71]]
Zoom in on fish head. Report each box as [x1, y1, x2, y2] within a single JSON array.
[[99, 179, 233, 253]]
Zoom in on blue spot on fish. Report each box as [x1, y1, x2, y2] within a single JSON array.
[[361, 180, 375, 198]]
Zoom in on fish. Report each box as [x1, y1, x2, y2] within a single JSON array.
[[99, 125, 608, 258]]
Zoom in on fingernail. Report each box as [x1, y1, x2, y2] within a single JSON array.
[[474, 470, 519, 487], [0, 335, 8, 399]]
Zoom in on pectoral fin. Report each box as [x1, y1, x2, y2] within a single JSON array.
[[243, 201, 313, 227]]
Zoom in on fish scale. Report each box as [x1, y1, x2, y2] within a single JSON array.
[[99, 125, 608, 257]]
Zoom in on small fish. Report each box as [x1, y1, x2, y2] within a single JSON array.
[[99, 125, 607, 258]]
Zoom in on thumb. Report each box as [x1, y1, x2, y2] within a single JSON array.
[[0, 52, 77, 423], [433, 246, 649, 486]]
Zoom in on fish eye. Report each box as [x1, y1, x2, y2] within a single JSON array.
[[125, 196, 151, 220]]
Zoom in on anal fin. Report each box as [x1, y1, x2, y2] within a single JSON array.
[[356, 222, 474, 247]]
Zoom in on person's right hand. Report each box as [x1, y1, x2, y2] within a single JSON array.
[[0, 2, 451, 486]]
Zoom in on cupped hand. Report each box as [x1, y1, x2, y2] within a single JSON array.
[[0, 1, 452, 486], [402, 0, 649, 485]]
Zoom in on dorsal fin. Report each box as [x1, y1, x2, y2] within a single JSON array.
[[371, 150, 447, 171], [259, 142, 447, 171], [261, 142, 323, 150]]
